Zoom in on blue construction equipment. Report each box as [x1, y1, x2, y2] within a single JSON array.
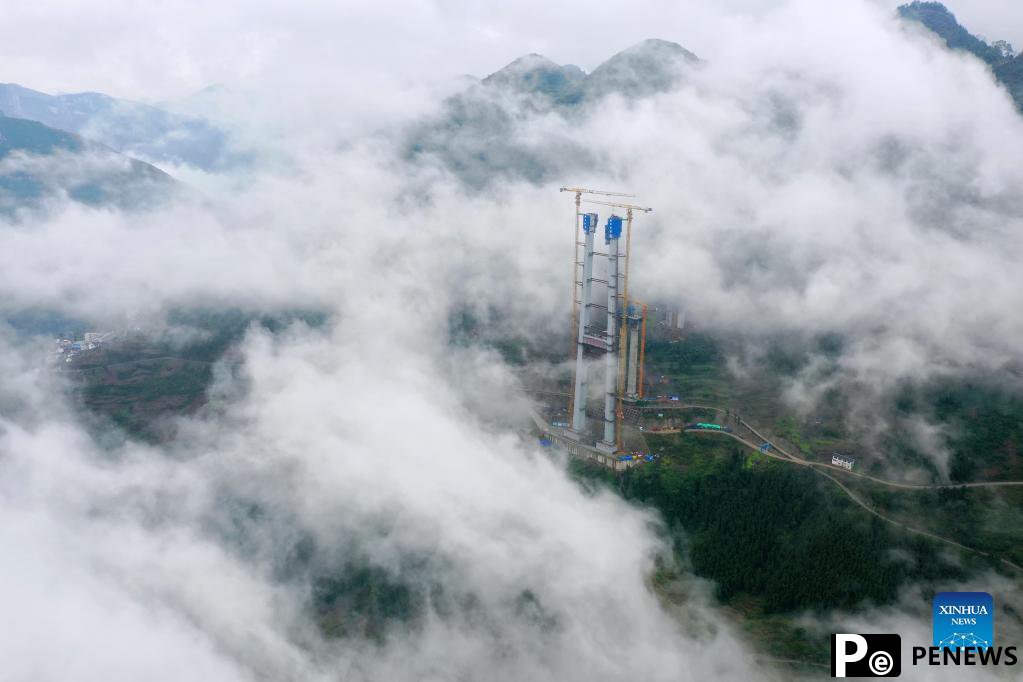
[[605, 215, 623, 242]]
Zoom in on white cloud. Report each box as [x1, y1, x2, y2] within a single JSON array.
[[2, 1, 1022, 678]]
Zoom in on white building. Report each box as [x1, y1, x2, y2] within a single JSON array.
[[663, 308, 686, 330], [831, 453, 855, 470]]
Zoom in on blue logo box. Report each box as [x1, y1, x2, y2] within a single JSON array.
[[933, 592, 993, 650]]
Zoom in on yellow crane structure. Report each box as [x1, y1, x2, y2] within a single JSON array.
[[638, 301, 648, 399]]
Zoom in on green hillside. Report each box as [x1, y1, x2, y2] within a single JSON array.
[[0, 113, 176, 212], [899, 2, 1023, 110]]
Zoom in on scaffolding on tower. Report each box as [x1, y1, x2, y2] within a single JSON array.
[[582, 199, 653, 452], [559, 187, 634, 434]]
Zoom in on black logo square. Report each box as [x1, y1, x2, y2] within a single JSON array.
[[831, 633, 901, 677]]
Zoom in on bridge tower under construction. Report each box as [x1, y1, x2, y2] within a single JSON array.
[[560, 187, 651, 453]]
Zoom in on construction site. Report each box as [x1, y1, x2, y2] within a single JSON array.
[[524, 192, 1023, 578], [528, 187, 783, 471], [529, 187, 671, 470]]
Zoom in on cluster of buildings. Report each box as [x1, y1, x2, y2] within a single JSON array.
[[661, 307, 686, 330], [55, 332, 110, 363]]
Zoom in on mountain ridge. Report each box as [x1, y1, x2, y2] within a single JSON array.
[[405, 38, 701, 189], [898, 1, 1023, 110], [0, 112, 177, 213], [0, 82, 231, 171], [479, 38, 699, 104]]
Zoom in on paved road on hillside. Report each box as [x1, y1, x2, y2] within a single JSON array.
[[687, 426, 1023, 573], [527, 388, 1023, 572], [527, 387, 1023, 571], [628, 399, 1023, 490]]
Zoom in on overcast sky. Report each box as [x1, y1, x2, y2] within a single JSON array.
[[0, 0, 1019, 102]]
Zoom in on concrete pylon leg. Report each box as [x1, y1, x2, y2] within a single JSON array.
[[570, 221, 596, 435], [626, 324, 639, 398], [602, 237, 619, 448]]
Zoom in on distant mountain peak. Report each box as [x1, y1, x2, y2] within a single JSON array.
[[482, 54, 585, 100], [584, 38, 699, 99], [406, 38, 702, 190], [477, 38, 700, 105], [616, 38, 698, 59], [491, 53, 560, 72]]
